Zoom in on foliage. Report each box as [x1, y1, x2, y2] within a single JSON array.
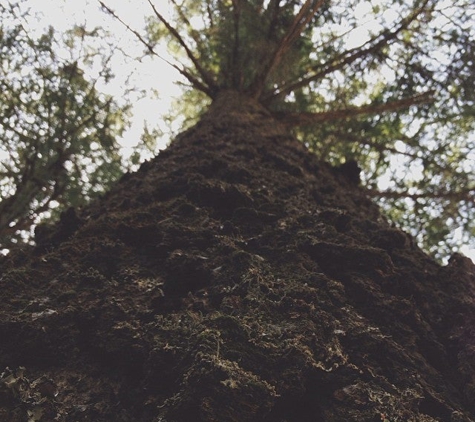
[[103, 0, 475, 260], [0, 2, 132, 250]]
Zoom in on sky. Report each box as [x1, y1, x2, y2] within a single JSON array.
[[24, 0, 183, 155], [12, 0, 475, 263]]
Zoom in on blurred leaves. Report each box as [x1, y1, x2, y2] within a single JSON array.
[[0, 2, 132, 250]]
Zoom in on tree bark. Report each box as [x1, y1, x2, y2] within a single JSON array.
[[0, 90, 474, 421]]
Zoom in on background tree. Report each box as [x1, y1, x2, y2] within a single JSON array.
[[0, 2, 132, 251], [102, 0, 475, 260]]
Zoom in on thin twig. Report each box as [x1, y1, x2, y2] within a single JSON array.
[[146, 0, 218, 96], [170, 0, 202, 49], [98, 1, 213, 96], [231, 0, 242, 89], [99, 2, 156, 55]]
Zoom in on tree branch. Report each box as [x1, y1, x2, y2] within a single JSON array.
[[206, 0, 215, 28], [323, 132, 412, 159], [273, 91, 435, 127], [231, 0, 242, 90], [99, 2, 155, 55], [263, 0, 431, 104], [367, 187, 475, 203], [146, 0, 219, 97], [98, 1, 214, 97], [265, 0, 282, 41], [250, 0, 325, 99], [169, 0, 202, 51]]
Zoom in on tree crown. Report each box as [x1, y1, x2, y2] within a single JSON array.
[[116, 0, 473, 260]]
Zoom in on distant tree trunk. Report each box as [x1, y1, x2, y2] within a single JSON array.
[[1, 90, 475, 421]]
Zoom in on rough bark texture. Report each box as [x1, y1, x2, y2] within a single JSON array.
[[1, 91, 475, 421]]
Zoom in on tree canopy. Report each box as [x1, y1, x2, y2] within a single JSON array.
[[0, 2, 132, 251], [101, 0, 475, 260]]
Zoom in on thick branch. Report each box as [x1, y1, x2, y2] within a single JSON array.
[[273, 91, 435, 126], [264, 0, 430, 104], [250, 0, 325, 99]]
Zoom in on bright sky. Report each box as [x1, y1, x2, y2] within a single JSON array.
[[24, 0, 183, 155], [14, 0, 475, 263]]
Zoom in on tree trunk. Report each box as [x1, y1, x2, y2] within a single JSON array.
[[1, 90, 475, 421]]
